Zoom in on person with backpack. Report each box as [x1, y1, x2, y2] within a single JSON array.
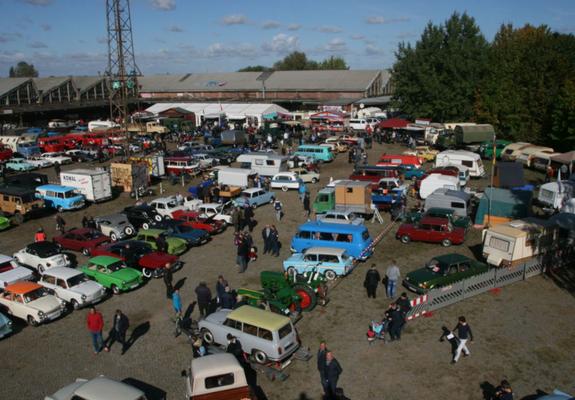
[[273, 199, 283, 222]]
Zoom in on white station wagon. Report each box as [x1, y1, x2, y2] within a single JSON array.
[[13, 241, 70, 274], [39, 267, 106, 310], [45, 376, 147, 400], [0, 254, 34, 289], [270, 172, 301, 191], [316, 210, 364, 225], [0, 281, 65, 326]]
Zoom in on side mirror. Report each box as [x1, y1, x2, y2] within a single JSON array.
[[180, 369, 187, 378]]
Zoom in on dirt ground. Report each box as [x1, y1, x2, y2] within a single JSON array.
[[0, 142, 573, 400]]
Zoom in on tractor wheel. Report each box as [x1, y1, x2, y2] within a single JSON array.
[[202, 329, 214, 344], [292, 284, 317, 312], [324, 270, 337, 281]]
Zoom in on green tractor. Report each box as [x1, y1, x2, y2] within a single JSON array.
[[237, 271, 328, 316]]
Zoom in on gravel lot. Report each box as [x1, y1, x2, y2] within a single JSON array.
[[0, 142, 574, 400]]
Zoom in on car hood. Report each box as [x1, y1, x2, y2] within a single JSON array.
[[166, 237, 188, 247], [405, 268, 438, 285], [46, 379, 89, 400], [139, 252, 178, 268], [28, 296, 62, 313], [71, 280, 104, 296], [110, 268, 142, 282]]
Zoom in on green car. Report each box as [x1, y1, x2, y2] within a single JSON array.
[[403, 207, 471, 229], [134, 229, 188, 255], [479, 140, 511, 159], [81, 256, 143, 295], [0, 216, 10, 231], [403, 254, 489, 294]]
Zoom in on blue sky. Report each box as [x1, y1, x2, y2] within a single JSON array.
[[1, 0, 574, 77]]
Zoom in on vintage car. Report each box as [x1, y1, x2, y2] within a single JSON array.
[[196, 202, 233, 225], [0, 312, 12, 339], [122, 205, 164, 230], [45, 376, 147, 400], [171, 211, 226, 235], [134, 229, 188, 255], [402, 146, 439, 162], [5, 158, 36, 171], [149, 196, 188, 219], [396, 164, 426, 181], [13, 241, 71, 274], [283, 247, 354, 280], [92, 240, 181, 278], [94, 213, 136, 242], [80, 256, 143, 295], [232, 188, 276, 208], [53, 228, 110, 256], [290, 168, 320, 184], [39, 152, 72, 165], [38, 267, 106, 310], [193, 153, 217, 168], [35, 185, 85, 212], [403, 207, 471, 229], [396, 216, 466, 247], [0, 186, 45, 225], [0, 215, 10, 231], [0, 254, 34, 289], [403, 254, 489, 294], [316, 210, 364, 225], [0, 281, 65, 326], [147, 219, 211, 246], [23, 157, 53, 169], [270, 172, 301, 191]]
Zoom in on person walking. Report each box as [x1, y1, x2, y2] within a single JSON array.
[[220, 286, 236, 309], [104, 309, 129, 355], [215, 275, 228, 305], [439, 326, 460, 359], [270, 225, 280, 257], [262, 225, 273, 255], [237, 237, 250, 273], [54, 162, 61, 178], [163, 263, 173, 299], [231, 207, 241, 233], [317, 341, 329, 397], [363, 264, 381, 299], [303, 192, 311, 219], [55, 214, 66, 234], [388, 303, 404, 341], [273, 199, 283, 221], [386, 260, 401, 298], [34, 228, 47, 242], [452, 316, 473, 363], [86, 306, 104, 355], [81, 215, 89, 228], [195, 282, 212, 318], [242, 205, 254, 232], [324, 351, 343, 400], [172, 289, 182, 317], [298, 180, 307, 202]]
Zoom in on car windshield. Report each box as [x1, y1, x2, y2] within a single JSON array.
[[426, 259, 442, 274], [67, 273, 88, 287], [63, 190, 78, 199], [84, 231, 103, 240], [107, 261, 125, 272], [23, 288, 47, 302]]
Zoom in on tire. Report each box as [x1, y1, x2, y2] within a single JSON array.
[[324, 270, 337, 281], [124, 226, 134, 236], [111, 285, 120, 295], [292, 284, 317, 312], [154, 215, 163, 222], [27, 315, 39, 327], [70, 299, 80, 310], [442, 239, 452, 247], [202, 329, 214, 344], [253, 349, 268, 364], [251, 203, 258, 209], [81, 248, 90, 256], [142, 268, 153, 278], [269, 197, 275, 204], [38, 264, 45, 274], [400, 235, 411, 244], [311, 178, 318, 184], [110, 232, 118, 242], [164, 215, 171, 220], [286, 266, 298, 277], [281, 186, 288, 192], [142, 222, 150, 230]]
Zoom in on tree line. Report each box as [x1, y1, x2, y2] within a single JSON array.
[[239, 51, 349, 72], [391, 12, 575, 151]]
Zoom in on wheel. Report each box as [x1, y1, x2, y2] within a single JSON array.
[[286, 266, 298, 277], [163, 215, 171, 220], [111, 285, 120, 295], [282, 186, 288, 192], [38, 264, 45, 274], [324, 270, 337, 281], [154, 215, 163, 222], [251, 203, 258, 209], [81, 248, 90, 256], [292, 284, 317, 312], [142, 222, 150, 230], [57, 206, 63, 213], [202, 329, 214, 344], [311, 177, 318, 184], [27, 315, 39, 327], [124, 226, 134, 236], [252, 349, 268, 364], [400, 235, 411, 244], [110, 232, 118, 241], [142, 268, 153, 278], [442, 239, 452, 247], [70, 299, 80, 310]]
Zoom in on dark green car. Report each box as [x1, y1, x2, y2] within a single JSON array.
[[479, 140, 511, 159], [403, 207, 471, 229], [403, 254, 489, 294], [81, 255, 143, 295]]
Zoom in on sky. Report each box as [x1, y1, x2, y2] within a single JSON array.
[[0, 0, 574, 77]]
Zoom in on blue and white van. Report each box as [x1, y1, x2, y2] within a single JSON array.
[[294, 145, 334, 162], [290, 221, 373, 260], [35, 184, 85, 212]]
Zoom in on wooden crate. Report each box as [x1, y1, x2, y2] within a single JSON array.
[[110, 162, 149, 192], [335, 180, 372, 206]]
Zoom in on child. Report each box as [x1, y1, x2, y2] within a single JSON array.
[[248, 245, 258, 262]]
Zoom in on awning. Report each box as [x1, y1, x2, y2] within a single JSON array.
[[379, 118, 410, 129]]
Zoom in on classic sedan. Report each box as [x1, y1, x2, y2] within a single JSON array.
[[13, 241, 71, 274], [123, 205, 164, 230], [94, 213, 136, 242], [53, 228, 110, 256], [0, 254, 34, 289], [0, 312, 12, 339], [396, 216, 466, 247], [283, 247, 354, 281], [290, 168, 320, 184], [39, 267, 106, 309], [403, 254, 489, 294], [45, 376, 146, 400], [402, 207, 471, 229], [80, 256, 143, 295], [0, 281, 65, 326], [149, 219, 212, 245], [39, 152, 72, 165], [232, 188, 276, 209], [5, 158, 36, 171], [270, 172, 301, 192], [92, 240, 181, 278], [23, 157, 53, 169], [134, 229, 188, 255]]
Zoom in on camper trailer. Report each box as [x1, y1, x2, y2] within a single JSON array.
[[516, 146, 554, 167], [215, 167, 257, 188], [424, 188, 471, 217], [530, 150, 561, 171], [419, 174, 460, 200], [537, 180, 575, 210], [236, 153, 288, 177], [482, 218, 558, 267], [500, 142, 532, 161], [435, 150, 485, 177]]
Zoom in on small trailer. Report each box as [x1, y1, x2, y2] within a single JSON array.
[[334, 180, 373, 215], [60, 169, 112, 202]]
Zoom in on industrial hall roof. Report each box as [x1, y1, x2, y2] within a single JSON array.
[[32, 77, 71, 93], [0, 78, 32, 97]]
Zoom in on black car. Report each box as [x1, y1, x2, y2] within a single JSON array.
[[150, 219, 211, 246], [122, 205, 164, 230], [207, 151, 236, 165], [67, 150, 98, 163]]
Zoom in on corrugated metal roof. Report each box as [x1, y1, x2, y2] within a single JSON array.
[[33, 77, 72, 92], [146, 102, 289, 118], [72, 76, 105, 92], [265, 70, 382, 91], [0, 77, 32, 97]]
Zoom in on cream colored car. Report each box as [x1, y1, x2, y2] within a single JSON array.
[[291, 168, 320, 184], [0, 282, 65, 326]]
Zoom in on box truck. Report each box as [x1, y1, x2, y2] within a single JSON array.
[[60, 169, 112, 203]]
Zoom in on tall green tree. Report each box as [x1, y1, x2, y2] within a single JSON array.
[[550, 78, 575, 151], [237, 65, 270, 72], [391, 12, 488, 121], [273, 51, 311, 70], [319, 56, 349, 70], [8, 61, 39, 77]]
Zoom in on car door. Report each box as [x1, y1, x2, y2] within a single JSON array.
[[12, 293, 29, 319], [64, 233, 81, 251], [412, 224, 429, 242], [444, 263, 460, 285], [26, 247, 40, 267], [55, 277, 71, 301]]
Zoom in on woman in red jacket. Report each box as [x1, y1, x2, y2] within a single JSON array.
[[86, 306, 104, 354]]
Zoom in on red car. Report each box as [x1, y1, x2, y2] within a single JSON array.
[[53, 228, 110, 256], [172, 211, 226, 234], [395, 216, 466, 247], [91, 240, 181, 278]]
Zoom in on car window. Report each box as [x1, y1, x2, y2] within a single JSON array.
[[205, 373, 235, 390], [458, 262, 470, 272], [278, 323, 293, 339], [298, 231, 311, 239], [223, 318, 241, 330], [43, 275, 57, 285], [304, 254, 317, 262], [257, 328, 273, 341], [57, 278, 67, 289], [448, 265, 458, 275], [318, 254, 339, 263], [242, 323, 258, 336]]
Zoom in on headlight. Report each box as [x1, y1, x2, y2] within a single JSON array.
[[81, 294, 87, 300], [46, 263, 51, 267], [38, 311, 46, 319], [122, 281, 127, 285]]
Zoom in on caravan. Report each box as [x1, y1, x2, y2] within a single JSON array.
[[435, 150, 485, 177], [537, 180, 575, 210], [236, 153, 288, 176], [516, 146, 554, 167], [500, 142, 532, 161], [419, 175, 460, 199]]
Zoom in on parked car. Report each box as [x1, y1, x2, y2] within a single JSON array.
[[232, 188, 276, 208], [0, 281, 65, 326], [23, 157, 53, 169], [65, 149, 98, 163], [39, 152, 72, 165], [123, 204, 164, 230], [283, 247, 354, 280], [290, 168, 320, 184], [397, 164, 426, 181], [171, 211, 226, 235], [316, 210, 364, 225], [199, 305, 299, 364], [5, 158, 36, 171], [13, 241, 71, 274], [94, 213, 136, 242], [80, 256, 143, 294], [147, 219, 211, 246], [53, 228, 110, 256], [149, 196, 188, 219], [45, 376, 147, 400], [0, 215, 10, 231], [134, 229, 188, 255], [270, 172, 301, 192], [0, 312, 12, 339], [0, 255, 34, 289], [403, 207, 471, 229], [197, 202, 233, 225], [403, 254, 489, 294], [38, 267, 106, 310], [193, 153, 217, 168], [396, 216, 466, 247], [92, 240, 181, 278], [35, 184, 86, 212]]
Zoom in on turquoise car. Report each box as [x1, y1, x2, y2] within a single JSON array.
[[6, 158, 35, 171], [283, 247, 354, 281], [35, 184, 85, 212], [294, 145, 334, 162], [0, 312, 13, 339]]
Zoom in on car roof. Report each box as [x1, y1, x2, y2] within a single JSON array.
[[433, 254, 471, 265], [273, 172, 297, 177], [5, 281, 42, 294], [73, 377, 144, 399], [36, 184, 76, 192], [0, 185, 37, 196], [63, 228, 94, 235], [97, 213, 128, 222], [420, 216, 449, 225], [300, 221, 367, 233], [27, 240, 60, 252], [42, 267, 82, 279], [137, 229, 163, 236], [191, 353, 245, 381], [228, 305, 291, 331], [88, 255, 122, 265], [305, 247, 346, 256], [242, 188, 265, 194]]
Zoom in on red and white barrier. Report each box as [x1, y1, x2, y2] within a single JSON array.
[[406, 294, 428, 320]]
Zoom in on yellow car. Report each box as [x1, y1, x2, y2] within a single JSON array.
[[403, 146, 438, 162]]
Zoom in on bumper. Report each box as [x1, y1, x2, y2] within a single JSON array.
[[403, 279, 425, 294], [40, 309, 64, 323]]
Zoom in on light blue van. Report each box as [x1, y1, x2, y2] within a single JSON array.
[[290, 221, 374, 260], [35, 184, 85, 212], [294, 145, 334, 162]]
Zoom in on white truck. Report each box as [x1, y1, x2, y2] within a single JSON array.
[[215, 167, 257, 188], [60, 169, 112, 203]]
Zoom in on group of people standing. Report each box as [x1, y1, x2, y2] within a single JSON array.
[[86, 306, 129, 355]]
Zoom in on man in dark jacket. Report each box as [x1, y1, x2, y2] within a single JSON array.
[[396, 292, 412, 319], [226, 334, 244, 364], [220, 286, 236, 309], [156, 234, 168, 254], [324, 351, 343, 399], [261, 225, 273, 254], [215, 275, 228, 304], [388, 303, 404, 341], [237, 239, 250, 273], [163, 263, 173, 299], [363, 264, 381, 298], [452, 316, 473, 363], [195, 282, 212, 318], [317, 341, 328, 396], [104, 309, 129, 354], [243, 205, 254, 232]]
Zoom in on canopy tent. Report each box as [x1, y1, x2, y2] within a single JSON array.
[[379, 118, 410, 129], [474, 187, 533, 227], [262, 111, 293, 121]]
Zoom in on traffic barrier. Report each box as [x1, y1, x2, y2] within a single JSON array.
[[406, 294, 428, 320]]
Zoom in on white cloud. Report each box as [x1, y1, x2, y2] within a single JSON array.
[[365, 44, 385, 56], [20, 0, 53, 5], [222, 14, 248, 25], [206, 42, 258, 58], [325, 38, 347, 52], [287, 23, 301, 31], [262, 34, 299, 54], [168, 25, 184, 32], [151, 0, 175, 11], [29, 41, 48, 49], [318, 25, 343, 33], [262, 20, 281, 29], [366, 16, 409, 24]]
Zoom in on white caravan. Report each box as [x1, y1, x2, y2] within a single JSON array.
[[435, 150, 485, 177]]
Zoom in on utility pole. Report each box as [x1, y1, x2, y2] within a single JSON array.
[[106, 0, 140, 150]]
